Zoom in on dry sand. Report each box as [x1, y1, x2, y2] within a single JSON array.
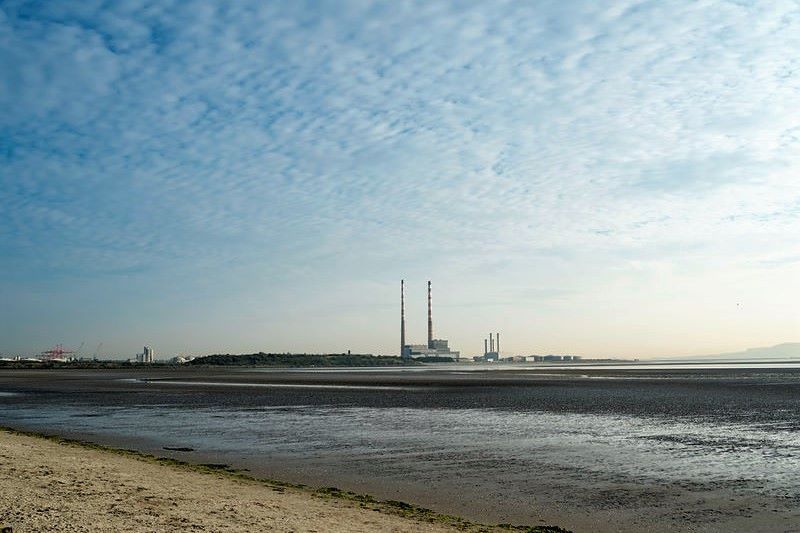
[[0, 429, 540, 533]]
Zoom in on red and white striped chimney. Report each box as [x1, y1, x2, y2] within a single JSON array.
[[400, 280, 406, 357], [427, 281, 433, 348]]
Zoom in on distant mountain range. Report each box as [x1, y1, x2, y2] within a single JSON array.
[[668, 343, 800, 361]]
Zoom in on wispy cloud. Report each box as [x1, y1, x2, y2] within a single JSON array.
[[2, 1, 799, 356]]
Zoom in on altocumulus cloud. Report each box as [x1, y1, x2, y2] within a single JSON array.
[[1, 0, 800, 356]]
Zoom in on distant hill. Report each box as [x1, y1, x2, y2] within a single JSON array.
[[672, 343, 800, 361]]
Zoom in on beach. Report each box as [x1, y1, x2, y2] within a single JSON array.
[[1, 366, 799, 532], [0, 428, 546, 533]]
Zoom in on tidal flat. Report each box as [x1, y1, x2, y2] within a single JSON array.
[[0, 365, 798, 532]]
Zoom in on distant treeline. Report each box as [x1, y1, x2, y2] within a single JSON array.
[[0, 353, 452, 369], [189, 353, 419, 367]]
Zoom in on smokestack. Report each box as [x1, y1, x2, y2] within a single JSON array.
[[496, 333, 500, 355], [400, 280, 406, 357], [484, 338, 488, 356], [427, 280, 433, 348], [489, 333, 494, 353]]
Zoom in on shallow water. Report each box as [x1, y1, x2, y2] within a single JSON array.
[[1, 365, 799, 532]]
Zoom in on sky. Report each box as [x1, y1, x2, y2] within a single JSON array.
[[2, 0, 799, 359]]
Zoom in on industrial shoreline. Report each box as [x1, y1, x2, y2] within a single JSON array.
[[0, 427, 563, 533]]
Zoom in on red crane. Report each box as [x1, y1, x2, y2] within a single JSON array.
[[41, 344, 75, 360]]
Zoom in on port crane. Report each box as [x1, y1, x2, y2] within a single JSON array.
[[41, 344, 75, 361]]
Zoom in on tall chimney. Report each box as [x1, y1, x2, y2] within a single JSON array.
[[489, 333, 494, 353], [484, 338, 488, 356], [400, 280, 406, 357], [427, 280, 433, 348], [496, 333, 500, 355]]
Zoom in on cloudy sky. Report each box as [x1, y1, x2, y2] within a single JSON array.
[[2, 0, 799, 358]]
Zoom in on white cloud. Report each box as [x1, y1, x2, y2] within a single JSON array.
[[2, 0, 800, 356]]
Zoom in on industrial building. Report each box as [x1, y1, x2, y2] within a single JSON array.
[[400, 280, 460, 360], [137, 346, 154, 363], [475, 333, 501, 361], [528, 355, 582, 362]]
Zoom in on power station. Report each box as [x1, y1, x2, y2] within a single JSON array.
[[482, 332, 501, 361], [400, 280, 460, 360]]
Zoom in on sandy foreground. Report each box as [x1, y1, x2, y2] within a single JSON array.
[[0, 429, 558, 533]]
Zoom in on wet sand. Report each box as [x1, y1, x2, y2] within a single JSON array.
[[0, 428, 536, 533], [1, 366, 799, 532]]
